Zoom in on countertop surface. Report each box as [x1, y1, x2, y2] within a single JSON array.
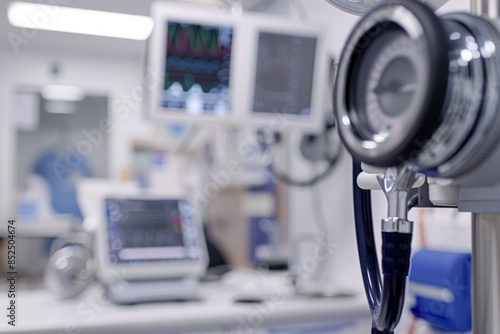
[[1, 271, 371, 334]]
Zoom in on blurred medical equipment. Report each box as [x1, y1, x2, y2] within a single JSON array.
[[45, 179, 136, 298], [409, 249, 472, 332], [147, 1, 328, 130], [258, 112, 343, 187], [331, 0, 500, 332], [95, 194, 208, 304], [243, 19, 327, 130], [44, 232, 94, 299]]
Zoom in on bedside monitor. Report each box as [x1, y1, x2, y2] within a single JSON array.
[[253, 33, 317, 117], [96, 194, 208, 282], [148, 2, 242, 123], [243, 16, 328, 130]]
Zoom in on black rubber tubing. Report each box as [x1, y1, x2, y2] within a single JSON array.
[[352, 161, 413, 333]]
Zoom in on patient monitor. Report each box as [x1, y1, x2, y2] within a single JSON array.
[[95, 193, 208, 303], [147, 1, 241, 124]]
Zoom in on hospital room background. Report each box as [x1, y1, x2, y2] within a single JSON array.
[[0, 1, 473, 333]]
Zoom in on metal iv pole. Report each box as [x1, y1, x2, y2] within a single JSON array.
[[472, 214, 500, 333], [471, 0, 499, 17], [469, 3, 500, 333]]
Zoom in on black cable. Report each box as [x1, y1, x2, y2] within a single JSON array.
[[255, 121, 341, 187], [352, 161, 381, 314], [353, 161, 412, 334]]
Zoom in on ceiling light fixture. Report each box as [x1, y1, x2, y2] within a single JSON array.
[[8, 2, 154, 40]]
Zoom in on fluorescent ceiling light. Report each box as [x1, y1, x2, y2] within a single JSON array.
[[41, 85, 85, 102], [8, 2, 154, 40]]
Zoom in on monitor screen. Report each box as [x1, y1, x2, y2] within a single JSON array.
[[105, 198, 202, 265], [161, 21, 233, 117], [252, 32, 317, 116]]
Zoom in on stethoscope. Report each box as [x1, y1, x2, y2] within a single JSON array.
[[328, 0, 500, 332]]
